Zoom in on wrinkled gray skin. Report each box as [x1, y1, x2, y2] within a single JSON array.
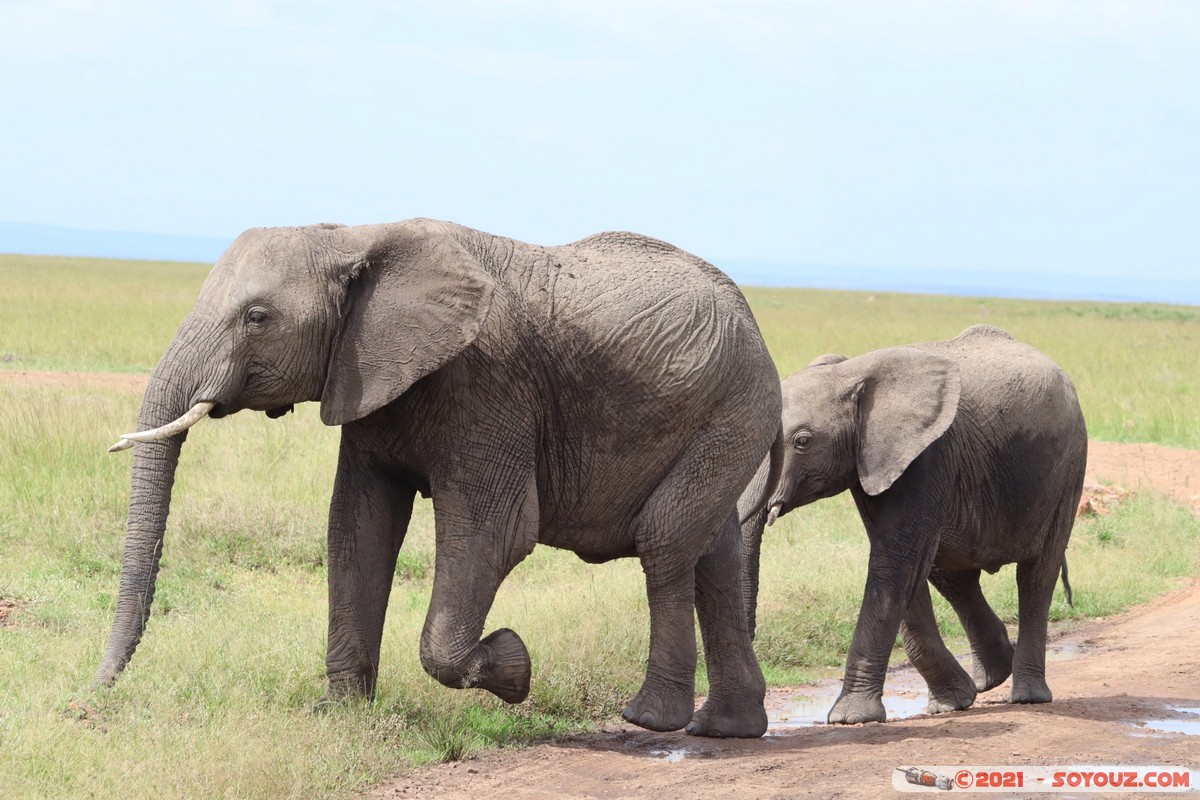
[[739, 325, 1086, 724], [94, 219, 781, 738]]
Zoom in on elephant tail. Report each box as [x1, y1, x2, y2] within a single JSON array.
[[1061, 556, 1074, 607]]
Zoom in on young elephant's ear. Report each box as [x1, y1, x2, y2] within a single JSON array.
[[843, 346, 961, 496], [807, 353, 847, 368], [321, 221, 495, 426]]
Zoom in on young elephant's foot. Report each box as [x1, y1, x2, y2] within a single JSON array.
[[686, 697, 768, 738], [1010, 677, 1052, 704], [827, 690, 886, 725], [973, 641, 1015, 692], [927, 679, 977, 714], [622, 679, 695, 732]]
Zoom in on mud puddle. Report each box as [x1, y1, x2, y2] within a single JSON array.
[[1132, 707, 1200, 737]]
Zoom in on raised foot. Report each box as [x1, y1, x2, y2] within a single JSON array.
[[622, 682, 695, 732], [476, 628, 532, 704], [1010, 679, 1052, 704], [973, 642, 1015, 692], [425, 628, 532, 703], [827, 690, 886, 725], [685, 698, 768, 738], [927, 681, 977, 714]]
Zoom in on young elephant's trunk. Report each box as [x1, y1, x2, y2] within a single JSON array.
[[91, 346, 199, 689]]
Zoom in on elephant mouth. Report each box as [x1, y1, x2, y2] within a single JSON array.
[[208, 402, 294, 420], [208, 403, 234, 419]]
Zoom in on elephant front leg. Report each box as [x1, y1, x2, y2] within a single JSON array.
[[418, 476, 538, 704], [830, 544, 936, 724], [320, 441, 416, 706]]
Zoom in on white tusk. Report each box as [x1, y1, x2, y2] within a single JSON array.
[[766, 502, 783, 527], [107, 401, 215, 453]]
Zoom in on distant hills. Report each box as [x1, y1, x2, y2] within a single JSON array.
[[1, 222, 1194, 306], [723, 261, 1200, 307], [0, 222, 229, 264]]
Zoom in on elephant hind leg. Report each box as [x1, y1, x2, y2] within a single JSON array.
[[901, 581, 976, 714], [930, 568, 1014, 692], [1011, 500, 1076, 705], [687, 511, 768, 738], [623, 421, 769, 735]]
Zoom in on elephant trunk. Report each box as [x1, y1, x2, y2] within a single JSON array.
[[91, 340, 202, 689]]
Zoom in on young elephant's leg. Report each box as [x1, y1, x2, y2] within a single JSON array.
[[900, 581, 976, 713], [829, 546, 926, 724], [419, 472, 539, 703], [929, 568, 1013, 692], [688, 511, 768, 738], [1011, 556, 1060, 704], [320, 439, 416, 704], [830, 487, 943, 724]]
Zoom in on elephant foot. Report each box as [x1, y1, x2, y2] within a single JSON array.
[[927, 680, 977, 714], [827, 690, 886, 725], [622, 680, 695, 732], [973, 642, 1015, 692], [685, 697, 767, 738], [475, 628, 532, 703], [423, 627, 532, 704], [312, 669, 374, 714], [1010, 677, 1052, 704]]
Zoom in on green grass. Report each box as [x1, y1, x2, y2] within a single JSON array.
[[1, 253, 1198, 799]]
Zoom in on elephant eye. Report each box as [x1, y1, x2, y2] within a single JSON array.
[[245, 307, 269, 326], [793, 432, 812, 450]]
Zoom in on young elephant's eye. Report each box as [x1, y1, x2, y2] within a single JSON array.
[[245, 307, 269, 326], [793, 432, 812, 450]]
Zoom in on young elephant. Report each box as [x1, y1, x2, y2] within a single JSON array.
[[740, 324, 1086, 724]]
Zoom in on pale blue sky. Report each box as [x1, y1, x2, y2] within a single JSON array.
[[2, 0, 1197, 284]]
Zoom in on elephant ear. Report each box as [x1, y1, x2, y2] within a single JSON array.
[[844, 346, 961, 496], [321, 223, 495, 426], [807, 353, 847, 368]]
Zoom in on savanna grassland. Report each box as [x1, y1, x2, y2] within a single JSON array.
[[1, 253, 1198, 799]]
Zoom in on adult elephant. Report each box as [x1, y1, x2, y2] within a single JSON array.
[[740, 325, 1086, 724], [94, 219, 781, 738]]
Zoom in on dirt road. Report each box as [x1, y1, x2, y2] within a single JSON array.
[[369, 442, 1200, 799]]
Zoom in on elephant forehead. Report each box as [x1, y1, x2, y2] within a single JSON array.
[[782, 368, 838, 402], [218, 227, 332, 277]]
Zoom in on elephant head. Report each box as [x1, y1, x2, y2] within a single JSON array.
[[758, 346, 962, 525], [92, 220, 494, 688]]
